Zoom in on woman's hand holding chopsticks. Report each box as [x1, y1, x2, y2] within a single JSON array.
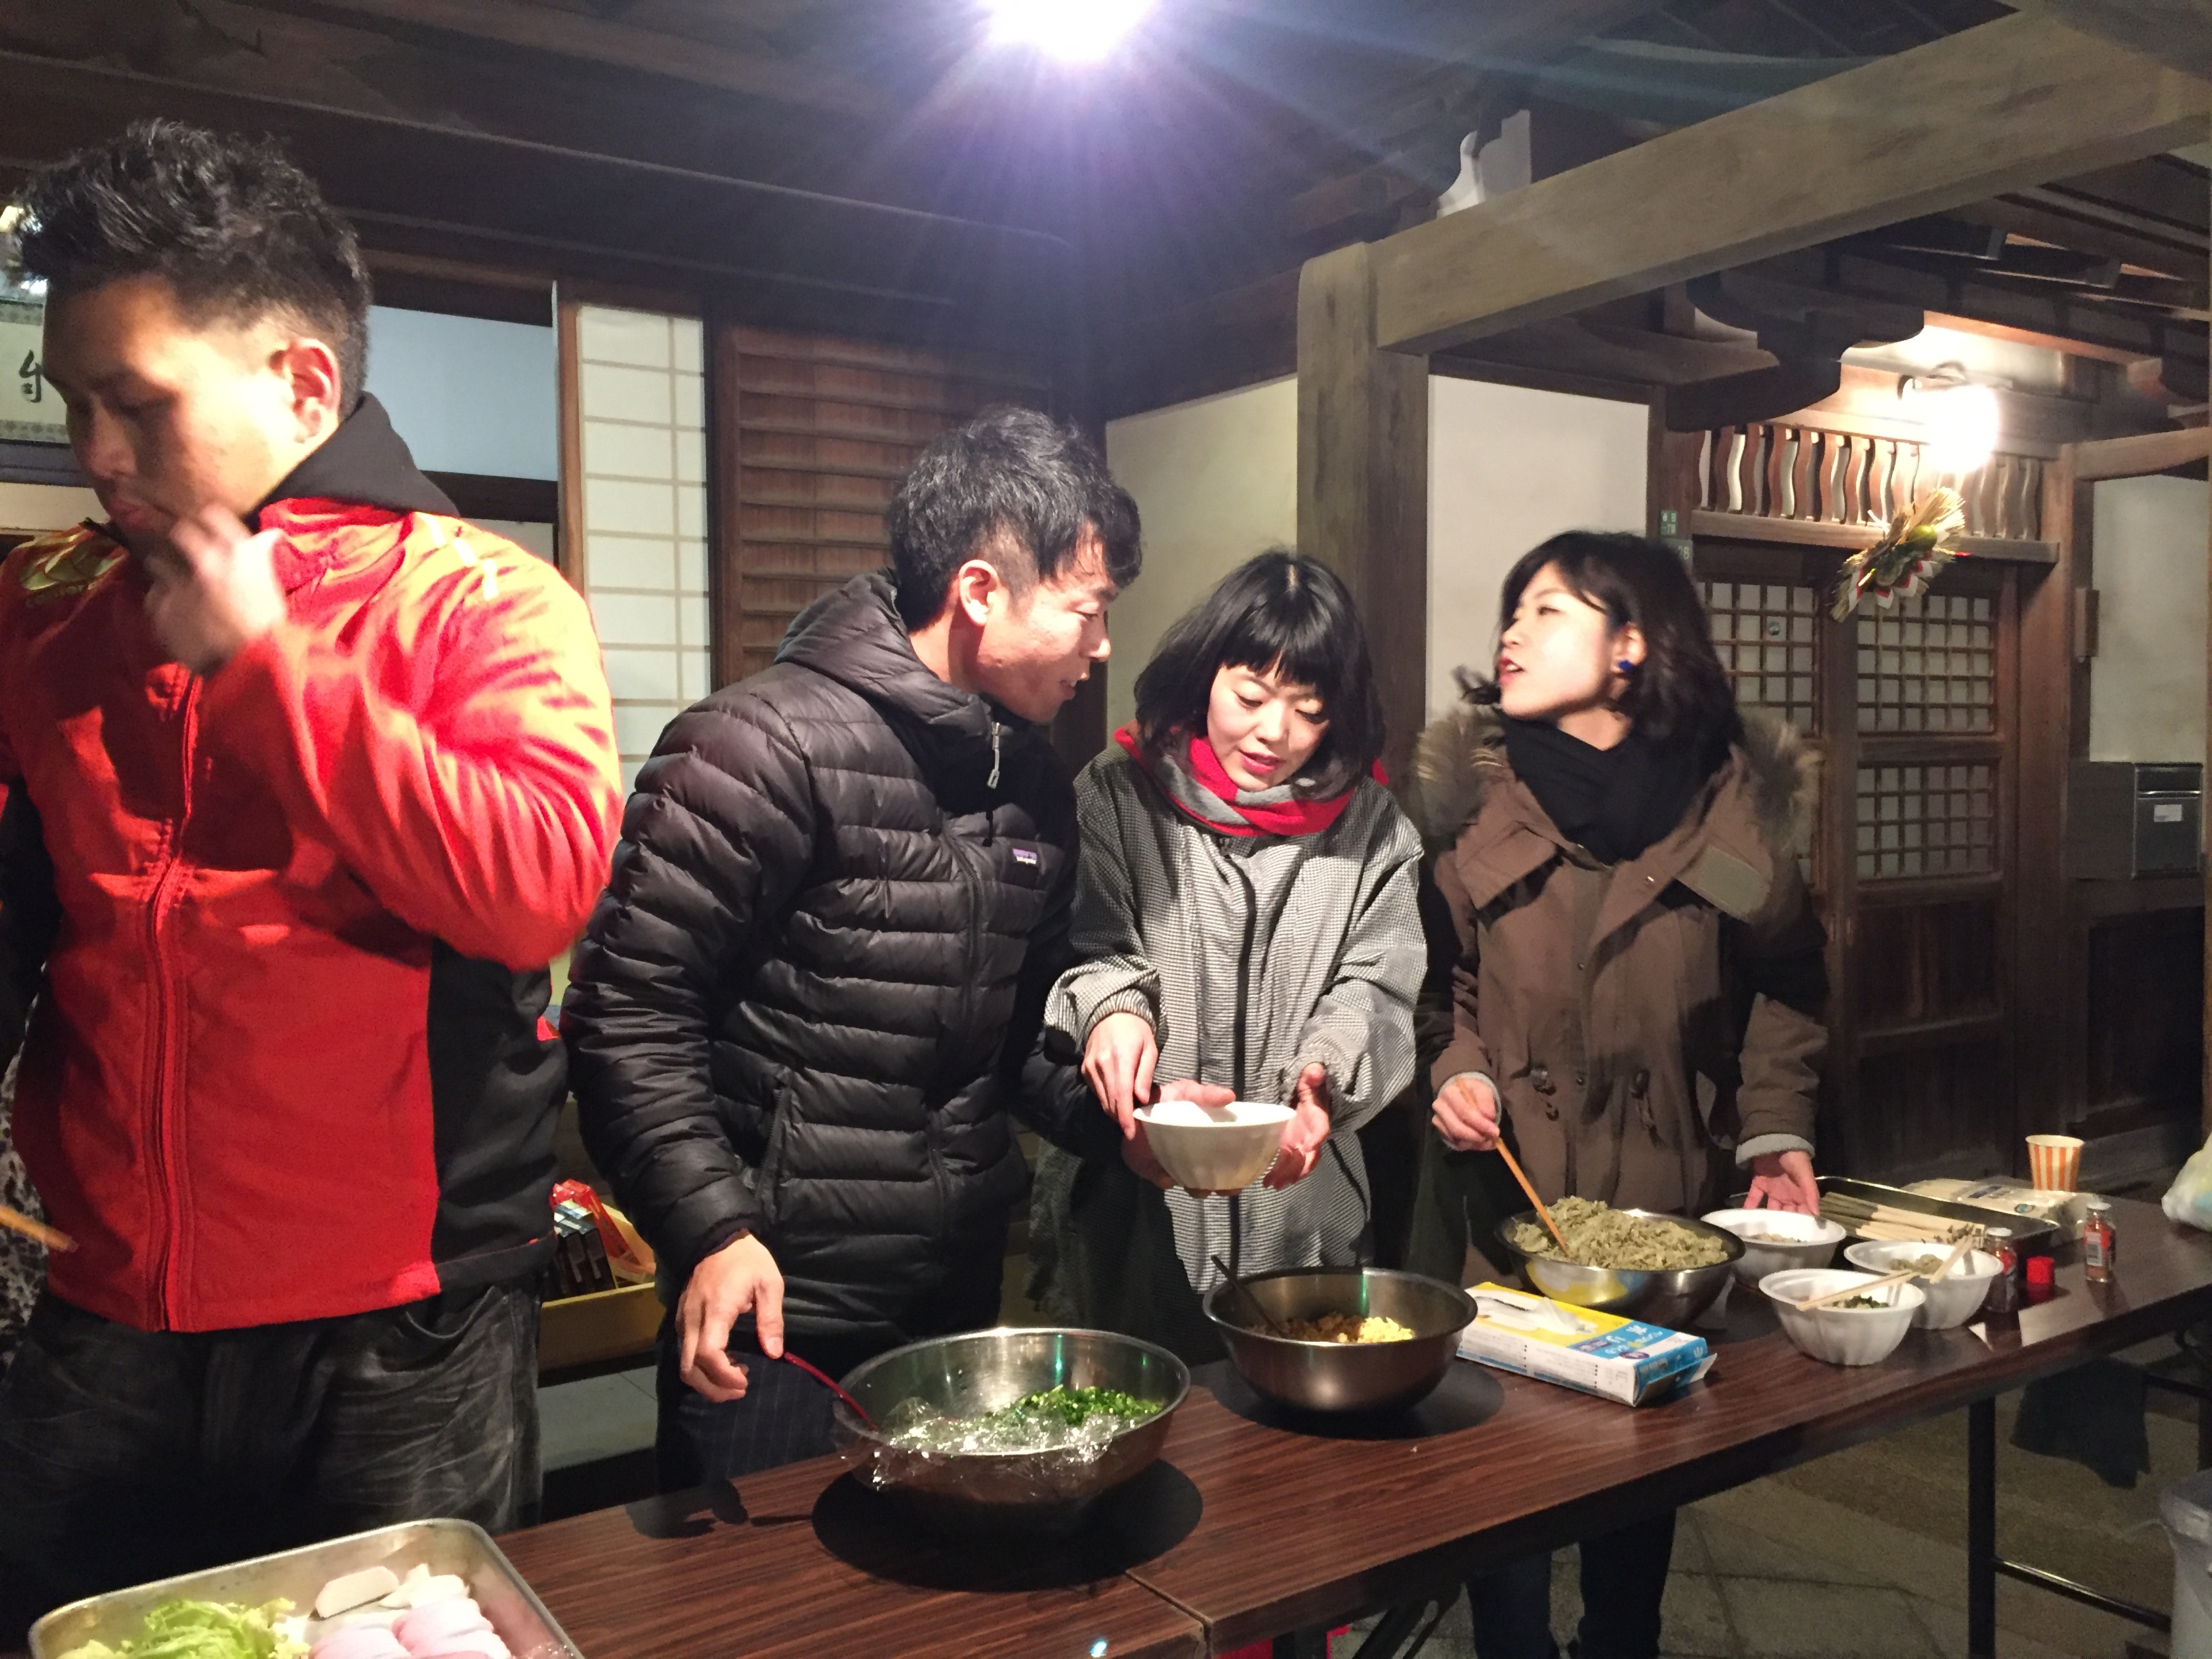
[[1432, 1072, 1501, 1153]]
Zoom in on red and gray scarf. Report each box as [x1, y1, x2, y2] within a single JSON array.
[[1113, 724, 1379, 840]]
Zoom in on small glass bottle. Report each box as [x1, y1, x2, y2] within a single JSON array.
[[2082, 1199, 2116, 1283], [1984, 1226, 2020, 1313]]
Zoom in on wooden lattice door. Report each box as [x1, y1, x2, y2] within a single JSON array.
[[1663, 390, 2049, 1182]]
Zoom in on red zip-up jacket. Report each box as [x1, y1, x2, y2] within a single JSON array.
[[0, 399, 622, 1332]]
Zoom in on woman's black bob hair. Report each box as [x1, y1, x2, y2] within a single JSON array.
[[1467, 531, 1741, 750], [1132, 549, 1385, 798]]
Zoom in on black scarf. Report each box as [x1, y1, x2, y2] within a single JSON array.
[[1501, 717, 1722, 865]]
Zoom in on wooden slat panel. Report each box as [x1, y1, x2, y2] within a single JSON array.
[[709, 323, 1046, 689]]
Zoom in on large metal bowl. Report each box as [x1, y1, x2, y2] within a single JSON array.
[[830, 1328, 1188, 1534], [1202, 1267, 1477, 1414], [1493, 1208, 1742, 1329]]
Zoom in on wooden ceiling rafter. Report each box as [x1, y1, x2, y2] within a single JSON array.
[[1366, 14, 2212, 356], [2008, 0, 2212, 79], [243, 0, 890, 116], [1298, 8, 2211, 779]]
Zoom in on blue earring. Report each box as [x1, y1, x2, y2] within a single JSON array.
[[1616, 658, 1634, 672]]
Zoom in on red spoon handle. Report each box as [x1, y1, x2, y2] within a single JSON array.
[[783, 1351, 874, 1427]]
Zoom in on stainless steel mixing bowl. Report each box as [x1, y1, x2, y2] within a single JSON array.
[[1493, 1208, 1742, 1328], [1202, 1267, 1477, 1414], [830, 1327, 1188, 1534]]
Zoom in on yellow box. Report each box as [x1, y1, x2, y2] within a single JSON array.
[[539, 1281, 662, 1374]]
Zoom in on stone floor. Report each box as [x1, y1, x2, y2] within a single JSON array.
[[1343, 1358, 2192, 1659], [1346, 1488, 2147, 1659]]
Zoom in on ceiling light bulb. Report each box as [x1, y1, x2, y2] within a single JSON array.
[[1923, 382, 2001, 478], [985, 0, 1156, 61]]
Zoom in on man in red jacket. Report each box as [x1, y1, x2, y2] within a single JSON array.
[[0, 122, 621, 1622]]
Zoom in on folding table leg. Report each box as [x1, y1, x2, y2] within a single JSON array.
[[1968, 1395, 1996, 1659]]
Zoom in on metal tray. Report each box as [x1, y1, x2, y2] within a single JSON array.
[[30, 1519, 581, 1659], [1727, 1176, 2061, 1252], [1817, 1176, 2061, 1253]]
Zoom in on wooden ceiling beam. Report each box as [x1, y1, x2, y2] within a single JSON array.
[[2008, 1, 2212, 80], [249, 0, 888, 117], [1959, 194, 2207, 279], [1366, 11, 2211, 356]]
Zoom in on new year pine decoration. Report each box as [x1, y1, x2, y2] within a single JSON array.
[[1830, 487, 1967, 621]]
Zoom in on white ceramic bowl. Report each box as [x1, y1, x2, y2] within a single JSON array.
[[1843, 1240, 2001, 1330], [1760, 1268, 1925, 1366], [1132, 1100, 1290, 1192], [1702, 1208, 1847, 1287]]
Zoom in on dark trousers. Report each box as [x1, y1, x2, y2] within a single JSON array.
[[0, 1283, 541, 1633], [1468, 1510, 1677, 1659], [657, 1235, 1006, 1486]]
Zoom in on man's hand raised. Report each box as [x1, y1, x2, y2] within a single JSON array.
[[145, 505, 287, 676]]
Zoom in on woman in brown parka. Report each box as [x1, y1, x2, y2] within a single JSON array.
[[1410, 531, 1828, 1659]]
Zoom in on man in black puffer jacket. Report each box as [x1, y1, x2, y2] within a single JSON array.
[[565, 408, 1145, 1482]]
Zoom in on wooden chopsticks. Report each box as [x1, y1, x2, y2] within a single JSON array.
[[1495, 1140, 1574, 1263], [1818, 1193, 1982, 1246], [1799, 1239, 1974, 1312], [1797, 1267, 1919, 1310], [0, 1204, 71, 1252]]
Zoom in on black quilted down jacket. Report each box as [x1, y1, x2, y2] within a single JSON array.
[[564, 572, 1089, 1345]]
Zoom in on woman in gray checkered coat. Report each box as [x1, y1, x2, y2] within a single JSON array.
[[1026, 552, 1424, 1363]]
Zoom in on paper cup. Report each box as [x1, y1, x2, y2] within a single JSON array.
[[2026, 1134, 2083, 1193]]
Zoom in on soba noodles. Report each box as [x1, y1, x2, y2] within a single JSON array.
[[1509, 1197, 1729, 1271]]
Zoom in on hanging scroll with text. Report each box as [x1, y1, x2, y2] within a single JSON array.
[[0, 300, 62, 444]]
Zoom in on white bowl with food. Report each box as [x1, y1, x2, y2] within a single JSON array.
[[1132, 1099, 1290, 1192], [1760, 1268, 1925, 1366], [1701, 1207, 1847, 1287], [1843, 1240, 2001, 1330]]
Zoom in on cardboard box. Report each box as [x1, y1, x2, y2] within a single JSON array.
[[1456, 1284, 1714, 1406], [539, 1281, 662, 1374]]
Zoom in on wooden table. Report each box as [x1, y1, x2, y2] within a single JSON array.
[[499, 1451, 1207, 1659], [1122, 1197, 2212, 1656], [499, 1197, 2212, 1659]]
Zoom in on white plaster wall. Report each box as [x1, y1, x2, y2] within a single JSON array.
[[2089, 473, 2209, 763], [0, 480, 99, 531], [1103, 377, 1298, 735], [1427, 377, 1650, 719]]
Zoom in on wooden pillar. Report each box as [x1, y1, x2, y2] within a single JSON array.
[[553, 290, 587, 592], [1296, 243, 1431, 782]]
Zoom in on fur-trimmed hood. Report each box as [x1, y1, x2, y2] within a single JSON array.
[[1410, 700, 1818, 861]]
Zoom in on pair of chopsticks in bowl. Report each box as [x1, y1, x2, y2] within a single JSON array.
[[1795, 1238, 1971, 1310]]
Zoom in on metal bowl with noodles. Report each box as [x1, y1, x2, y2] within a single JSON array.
[[1202, 1267, 1477, 1414], [830, 1328, 1189, 1536], [1493, 1207, 1742, 1328]]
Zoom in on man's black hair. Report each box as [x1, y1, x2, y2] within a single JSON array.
[[886, 406, 1141, 630], [1133, 549, 1386, 799], [11, 120, 372, 412]]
